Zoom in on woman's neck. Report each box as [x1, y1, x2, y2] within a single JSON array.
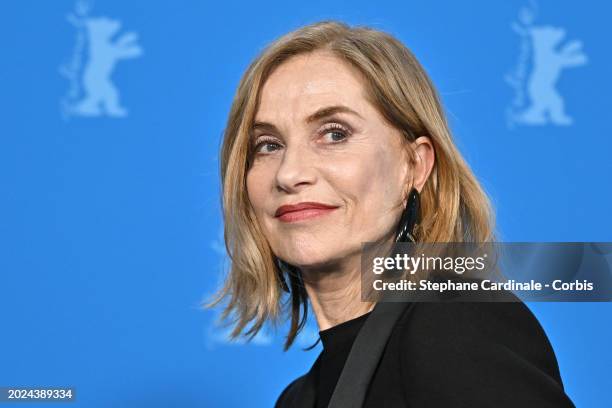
[[300, 256, 375, 331]]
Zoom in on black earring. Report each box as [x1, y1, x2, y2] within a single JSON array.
[[395, 188, 420, 243]]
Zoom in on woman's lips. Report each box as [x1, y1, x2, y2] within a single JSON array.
[[274, 202, 339, 223], [277, 207, 338, 222]]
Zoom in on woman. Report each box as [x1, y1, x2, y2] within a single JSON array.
[[206, 20, 575, 407]]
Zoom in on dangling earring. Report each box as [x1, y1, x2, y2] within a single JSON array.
[[395, 188, 421, 243]]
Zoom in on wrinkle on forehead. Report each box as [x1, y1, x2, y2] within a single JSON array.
[[255, 51, 372, 126]]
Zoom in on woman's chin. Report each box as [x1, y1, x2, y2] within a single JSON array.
[[281, 251, 348, 273]]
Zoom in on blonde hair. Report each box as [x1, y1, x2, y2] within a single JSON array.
[[204, 20, 495, 350]]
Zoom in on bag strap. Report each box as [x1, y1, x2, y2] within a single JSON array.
[[327, 301, 413, 408]]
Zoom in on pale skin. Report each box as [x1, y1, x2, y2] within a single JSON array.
[[246, 50, 435, 331]]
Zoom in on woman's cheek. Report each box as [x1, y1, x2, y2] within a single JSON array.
[[246, 172, 267, 216]]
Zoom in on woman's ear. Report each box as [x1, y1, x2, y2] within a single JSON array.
[[410, 136, 435, 193]]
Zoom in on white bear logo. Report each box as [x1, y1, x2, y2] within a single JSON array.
[[60, 1, 143, 118], [506, 3, 587, 127]]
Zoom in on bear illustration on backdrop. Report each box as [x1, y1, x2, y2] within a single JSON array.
[[515, 25, 588, 126], [70, 16, 143, 117]]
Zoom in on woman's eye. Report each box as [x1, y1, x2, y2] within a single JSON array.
[[254, 139, 282, 154], [321, 124, 350, 143], [324, 130, 347, 142]]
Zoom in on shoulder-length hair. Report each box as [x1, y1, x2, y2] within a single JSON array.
[[204, 20, 495, 350]]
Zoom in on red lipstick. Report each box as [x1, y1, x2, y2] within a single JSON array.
[[274, 202, 339, 222]]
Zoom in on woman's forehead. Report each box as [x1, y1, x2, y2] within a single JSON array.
[[256, 53, 371, 124]]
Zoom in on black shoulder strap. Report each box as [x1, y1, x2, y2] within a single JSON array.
[[285, 301, 413, 408], [327, 301, 413, 408]]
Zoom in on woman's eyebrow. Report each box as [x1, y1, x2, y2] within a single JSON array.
[[252, 105, 363, 134], [304, 105, 364, 124], [251, 121, 278, 135]]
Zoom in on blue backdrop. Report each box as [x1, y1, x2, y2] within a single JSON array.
[[1, 1, 610, 407]]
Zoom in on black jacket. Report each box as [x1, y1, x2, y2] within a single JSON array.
[[275, 299, 575, 407]]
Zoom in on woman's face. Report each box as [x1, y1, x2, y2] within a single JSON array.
[[246, 51, 413, 272]]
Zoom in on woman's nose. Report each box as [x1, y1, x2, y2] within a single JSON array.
[[275, 144, 317, 192]]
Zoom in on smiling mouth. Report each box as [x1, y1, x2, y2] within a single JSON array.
[[274, 201, 340, 223], [276, 207, 338, 223]]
